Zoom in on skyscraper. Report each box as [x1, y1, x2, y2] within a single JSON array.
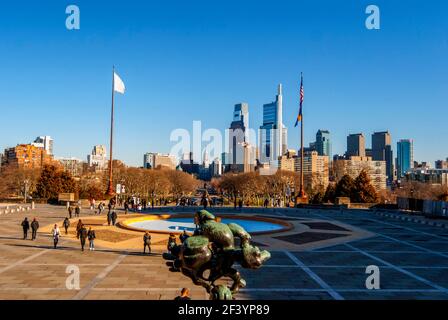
[[259, 84, 287, 165], [315, 130, 332, 161], [346, 133, 365, 157], [372, 131, 393, 183], [228, 103, 254, 172], [396, 139, 414, 179], [32, 136, 54, 155]]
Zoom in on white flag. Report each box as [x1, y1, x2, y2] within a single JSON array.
[[114, 72, 125, 94]]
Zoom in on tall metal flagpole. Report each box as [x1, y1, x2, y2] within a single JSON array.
[[298, 72, 307, 201], [107, 66, 115, 196]]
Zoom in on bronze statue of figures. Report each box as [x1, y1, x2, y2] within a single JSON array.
[[167, 210, 271, 300]]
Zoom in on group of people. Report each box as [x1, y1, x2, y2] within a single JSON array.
[[76, 219, 96, 251], [67, 205, 81, 219], [21, 217, 39, 240]]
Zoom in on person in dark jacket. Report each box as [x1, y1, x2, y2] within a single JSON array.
[[31, 218, 39, 240], [77, 224, 88, 251], [143, 231, 151, 254], [75, 205, 81, 217], [111, 211, 118, 226], [87, 227, 96, 251], [63, 217, 70, 234], [68, 205, 73, 219], [124, 202, 129, 215], [107, 210, 112, 226], [76, 219, 83, 238], [21, 218, 30, 240], [167, 233, 177, 253]]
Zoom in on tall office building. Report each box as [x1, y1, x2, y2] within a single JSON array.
[[32, 136, 54, 155], [396, 139, 414, 179], [87, 145, 108, 171], [315, 130, 332, 160], [228, 103, 255, 172], [372, 131, 393, 183], [346, 133, 365, 157], [259, 84, 287, 165]]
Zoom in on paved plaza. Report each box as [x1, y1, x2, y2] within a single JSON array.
[[1, 204, 448, 300]]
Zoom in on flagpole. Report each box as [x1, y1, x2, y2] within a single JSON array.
[[107, 66, 115, 196], [299, 72, 307, 202]]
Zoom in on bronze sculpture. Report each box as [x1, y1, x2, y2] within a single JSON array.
[[167, 210, 271, 300]]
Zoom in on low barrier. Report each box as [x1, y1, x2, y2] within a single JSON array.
[[397, 197, 448, 219], [0, 203, 34, 215]]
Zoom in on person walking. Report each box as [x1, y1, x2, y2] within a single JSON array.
[[76, 219, 83, 238], [111, 211, 118, 226], [31, 218, 39, 240], [77, 224, 88, 251], [75, 205, 81, 218], [124, 202, 129, 215], [87, 227, 96, 251], [107, 210, 112, 226], [143, 231, 151, 254], [63, 217, 70, 235], [98, 203, 103, 215], [21, 217, 30, 240], [52, 224, 60, 249], [68, 205, 73, 219]]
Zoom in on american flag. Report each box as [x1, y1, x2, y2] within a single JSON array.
[[295, 73, 304, 127]]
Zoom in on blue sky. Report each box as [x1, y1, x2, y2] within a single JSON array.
[[0, 0, 447, 167]]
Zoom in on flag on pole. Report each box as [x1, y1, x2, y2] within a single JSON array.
[[113, 72, 125, 94], [294, 73, 304, 127]]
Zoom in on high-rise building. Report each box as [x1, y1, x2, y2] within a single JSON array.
[[346, 133, 365, 157], [32, 136, 54, 155], [3, 144, 53, 169], [259, 84, 287, 165], [333, 156, 387, 191], [58, 157, 84, 177], [210, 157, 223, 177], [396, 139, 414, 179], [435, 158, 448, 169], [87, 145, 108, 171], [228, 103, 255, 172], [143, 153, 177, 170], [293, 151, 329, 191], [315, 130, 332, 161], [372, 131, 393, 183]]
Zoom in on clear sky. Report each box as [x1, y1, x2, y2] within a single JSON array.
[[0, 0, 447, 167]]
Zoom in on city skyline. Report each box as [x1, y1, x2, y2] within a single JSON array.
[[0, 1, 447, 166]]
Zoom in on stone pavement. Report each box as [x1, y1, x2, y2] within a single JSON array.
[[1, 204, 448, 300]]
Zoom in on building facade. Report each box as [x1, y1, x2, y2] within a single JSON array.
[[32, 136, 54, 156], [2, 144, 53, 169], [435, 158, 448, 169], [293, 151, 329, 191], [333, 156, 387, 191], [58, 157, 84, 177], [406, 168, 448, 187], [87, 145, 108, 171], [396, 139, 414, 179], [143, 152, 177, 170], [259, 85, 287, 165], [372, 131, 394, 183], [315, 130, 332, 160], [346, 133, 366, 157]]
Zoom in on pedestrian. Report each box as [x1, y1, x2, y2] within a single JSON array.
[[68, 205, 73, 219], [21, 217, 30, 240], [63, 217, 70, 234], [167, 233, 177, 253], [107, 210, 112, 226], [75, 205, 81, 217], [90, 199, 95, 211], [77, 224, 88, 251], [98, 203, 103, 215], [87, 227, 96, 251], [111, 211, 117, 226], [124, 202, 129, 215], [143, 231, 151, 254], [179, 230, 189, 243], [52, 224, 60, 249], [174, 288, 191, 300], [76, 219, 83, 238], [31, 218, 39, 240]]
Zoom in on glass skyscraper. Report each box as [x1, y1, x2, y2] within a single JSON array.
[[315, 130, 332, 161], [397, 139, 414, 179]]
